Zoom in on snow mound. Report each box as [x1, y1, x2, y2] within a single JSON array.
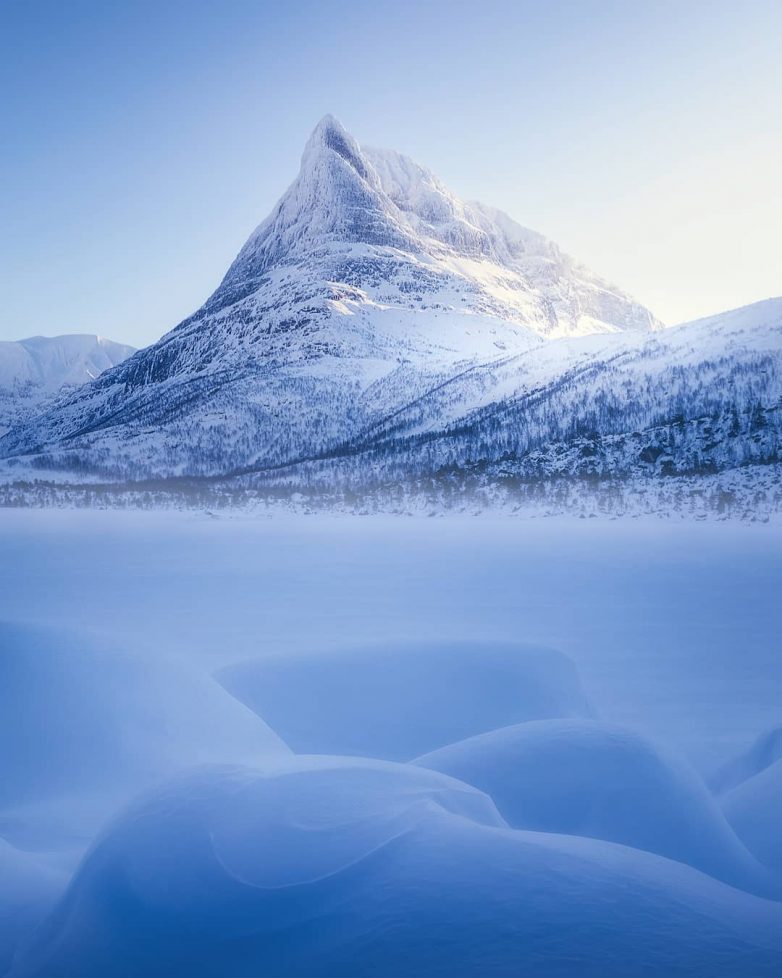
[[12, 757, 782, 978], [0, 622, 288, 847], [414, 719, 777, 896], [723, 757, 782, 874], [0, 839, 64, 974], [216, 641, 591, 761], [711, 725, 782, 795]]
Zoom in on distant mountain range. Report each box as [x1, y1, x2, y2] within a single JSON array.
[[0, 335, 134, 437], [0, 117, 779, 514]]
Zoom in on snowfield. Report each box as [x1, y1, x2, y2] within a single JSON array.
[[1, 510, 781, 975]]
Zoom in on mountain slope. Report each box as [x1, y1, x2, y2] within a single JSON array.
[[217, 297, 781, 500], [0, 335, 135, 437], [0, 116, 660, 481]]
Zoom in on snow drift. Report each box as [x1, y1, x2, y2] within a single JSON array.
[[216, 641, 592, 761], [414, 718, 778, 896], [12, 757, 782, 978], [0, 622, 288, 850], [711, 725, 782, 795], [0, 840, 65, 976], [723, 757, 782, 875]]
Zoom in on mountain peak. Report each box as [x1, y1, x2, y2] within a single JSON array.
[[184, 115, 662, 339], [308, 113, 349, 143], [301, 114, 369, 180]]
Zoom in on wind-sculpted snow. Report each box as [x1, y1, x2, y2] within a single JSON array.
[[711, 726, 782, 795], [723, 758, 782, 875], [1, 517, 782, 974], [216, 642, 592, 761], [0, 840, 65, 975], [0, 622, 288, 850], [11, 758, 782, 978], [414, 719, 779, 897]]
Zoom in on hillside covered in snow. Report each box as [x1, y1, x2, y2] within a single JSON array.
[[238, 297, 780, 504]]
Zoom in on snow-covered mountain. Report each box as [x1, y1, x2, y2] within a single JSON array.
[[244, 297, 779, 497], [0, 335, 135, 437], [0, 118, 778, 514], [0, 116, 659, 480]]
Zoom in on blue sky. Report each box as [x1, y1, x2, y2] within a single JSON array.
[[1, 0, 780, 346]]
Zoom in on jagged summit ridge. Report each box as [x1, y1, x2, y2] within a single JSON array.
[[216, 116, 412, 309], [304, 114, 373, 178]]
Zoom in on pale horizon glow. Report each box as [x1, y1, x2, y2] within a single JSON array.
[[1, 0, 780, 347]]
